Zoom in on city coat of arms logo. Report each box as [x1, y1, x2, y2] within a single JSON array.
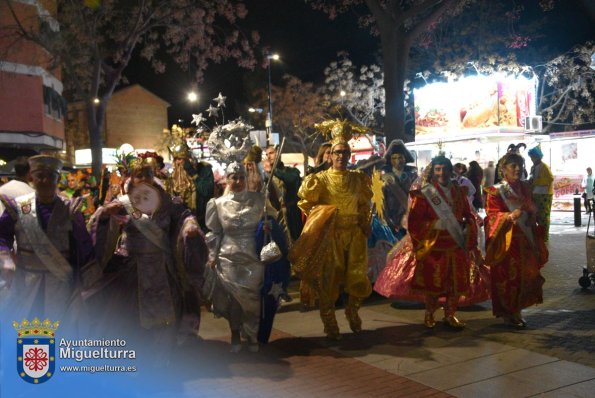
[[13, 318, 59, 384]]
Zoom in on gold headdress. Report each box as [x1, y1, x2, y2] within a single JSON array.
[[169, 143, 190, 159], [314, 119, 368, 148], [128, 157, 154, 176]]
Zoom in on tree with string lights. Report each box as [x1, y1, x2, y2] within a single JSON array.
[[2, 0, 259, 179], [307, 0, 571, 142]]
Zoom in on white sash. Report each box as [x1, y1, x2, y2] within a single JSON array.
[[498, 183, 535, 246], [120, 195, 170, 254], [421, 184, 466, 249], [15, 193, 73, 283]]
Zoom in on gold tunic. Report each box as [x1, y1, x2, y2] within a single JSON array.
[[171, 166, 196, 211], [292, 168, 373, 301]]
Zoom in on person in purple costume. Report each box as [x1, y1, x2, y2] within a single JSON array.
[[0, 155, 98, 322], [91, 161, 207, 346]]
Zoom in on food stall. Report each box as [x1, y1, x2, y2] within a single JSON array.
[[407, 74, 539, 171]]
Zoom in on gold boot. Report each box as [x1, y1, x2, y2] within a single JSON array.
[[444, 295, 465, 329], [424, 295, 439, 328], [345, 296, 363, 333], [320, 307, 341, 340], [324, 321, 341, 341], [443, 315, 466, 328], [424, 311, 436, 328]]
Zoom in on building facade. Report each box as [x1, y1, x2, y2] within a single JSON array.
[[66, 84, 170, 165], [0, 0, 65, 163]]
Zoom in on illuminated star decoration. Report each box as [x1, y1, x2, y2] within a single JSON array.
[[191, 113, 205, 126], [268, 282, 285, 301], [206, 105, 219, 118], [213, 92, 227, 108]]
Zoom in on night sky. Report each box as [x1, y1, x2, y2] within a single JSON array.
[[123, 0, 594, 130], [125, 0, 376, 128]]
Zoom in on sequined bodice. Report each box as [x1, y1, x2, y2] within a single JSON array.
[[215, 191, 265, 256]]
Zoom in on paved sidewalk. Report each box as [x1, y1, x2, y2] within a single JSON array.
[[175, 323, 453, 398], [269, 303, 595, 398], [164, 295, 594, 398], [155, 210, 595, 398]]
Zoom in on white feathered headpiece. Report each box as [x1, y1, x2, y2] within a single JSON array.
[[207, 118, 253, 164]]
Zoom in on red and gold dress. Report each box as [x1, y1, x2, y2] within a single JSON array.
[[484, 181, 547, 317], [407, 181, 479, 298], [374, 231, 489, 306]]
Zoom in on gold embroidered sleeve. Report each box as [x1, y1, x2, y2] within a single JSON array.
[[297, 173, 322, 216]]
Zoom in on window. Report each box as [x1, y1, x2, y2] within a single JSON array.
[[43, 85, 67, 120]]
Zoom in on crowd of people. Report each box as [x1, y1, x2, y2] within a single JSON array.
[[0, 119, 562, 356]]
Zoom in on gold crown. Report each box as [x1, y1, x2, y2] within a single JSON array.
[[314, 119, 368, 147], [169, 143, 190, 159], [13, 318, 60, 337]]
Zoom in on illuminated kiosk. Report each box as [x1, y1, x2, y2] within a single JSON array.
[[406, 74, 543, 172]]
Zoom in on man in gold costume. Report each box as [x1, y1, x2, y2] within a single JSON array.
[[169, 144, 196, 209], [168, 144, 215, 231], [290, 120, 372, 340]]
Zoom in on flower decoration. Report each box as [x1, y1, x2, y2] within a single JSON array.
[[114, 149, 138, 174]]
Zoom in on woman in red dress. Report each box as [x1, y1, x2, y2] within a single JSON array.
[[484, 153, 548, 328]]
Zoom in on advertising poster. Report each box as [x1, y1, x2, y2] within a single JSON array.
[[414, 75, 535, 140], [552, 174, 583, 211], [561, 142, 578, 162]]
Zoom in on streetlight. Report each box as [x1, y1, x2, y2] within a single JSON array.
[[249, 107, 264, 114], [266, 52, 280, 144], [187, 80, 199, 104], [187, 91, 198, 102]]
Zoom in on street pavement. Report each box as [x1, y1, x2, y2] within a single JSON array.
[[157, 211, 594, 397]]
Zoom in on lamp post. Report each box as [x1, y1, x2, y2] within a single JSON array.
[[266, 53, 280, 145]]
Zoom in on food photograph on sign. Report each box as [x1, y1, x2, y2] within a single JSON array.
[[414, 75, 536, 138]]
